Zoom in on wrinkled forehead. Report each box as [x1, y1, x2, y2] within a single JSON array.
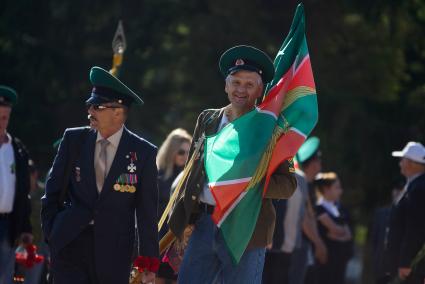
[[0, 105, 12, 114], [226, 70, 263, 84]]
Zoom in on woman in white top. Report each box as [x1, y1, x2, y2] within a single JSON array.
[[314, 172, 353, 284]]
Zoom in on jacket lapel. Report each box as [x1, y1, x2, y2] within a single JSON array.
[[98, 127, 131, 202], [80, 129, 98, 201], [204, 108, 225, 136]]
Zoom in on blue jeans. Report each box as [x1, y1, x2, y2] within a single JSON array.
[[178, 212, 265, 284], [0, 218, 15, 284]]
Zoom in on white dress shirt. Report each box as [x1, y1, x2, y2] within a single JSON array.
[[0, 134, 16, 213], [95, 126, 124, 192], [317, 197, 340, 217], [394, 173, 422, 205]]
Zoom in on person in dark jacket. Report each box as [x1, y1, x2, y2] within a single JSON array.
[[41, 67, 159, 284], [156, 128, 191, 284], [0, 85, 32, 284], [386, 142, 425, 283], [314, 172, 353, 284], [370, 181, 403, 284]]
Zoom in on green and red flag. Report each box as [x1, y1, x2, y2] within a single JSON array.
[[204, 3, 318, 263]]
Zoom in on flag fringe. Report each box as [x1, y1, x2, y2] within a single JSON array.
[[245, 125, 286, 191], [158, 138, 203, 232]]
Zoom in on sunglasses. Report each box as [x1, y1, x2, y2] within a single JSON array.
[[87, 104, 122, 111], [177, 149, 189, 156]]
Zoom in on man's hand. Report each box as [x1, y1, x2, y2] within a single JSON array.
[[398, 267, 411, 280], [314, 238, 328, 264], [140, 271, 156, 284]]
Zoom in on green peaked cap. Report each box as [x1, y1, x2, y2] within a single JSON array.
[[296, 136, 320, 163], [87, 66, 143, 106], [219, 45, 275, 83], [0, 85, 17, 106]]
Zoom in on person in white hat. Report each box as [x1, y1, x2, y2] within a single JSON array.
[[385, 141, 425, 283]]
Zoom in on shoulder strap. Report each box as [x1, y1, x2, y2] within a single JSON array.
[[58, 128, 90, 207]]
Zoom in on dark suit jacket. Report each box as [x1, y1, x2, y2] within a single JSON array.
[[168, 108, 297, 249], [41, 126, 159, 284], [371, 206, 391, 279], [8, 135, 32, 245], [386, 173, 425, 277]]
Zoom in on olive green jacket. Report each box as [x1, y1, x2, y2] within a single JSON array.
[[168, 108, 297, 248]]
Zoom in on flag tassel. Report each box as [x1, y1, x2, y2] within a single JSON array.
[[158, 136, 204, 233], [245, 125, 285, 192]]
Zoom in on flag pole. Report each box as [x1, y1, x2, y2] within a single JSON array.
[[110, 20, 126, 77]]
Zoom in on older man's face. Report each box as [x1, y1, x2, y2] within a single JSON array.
[[225, 70, 263, 113], [0, 105, 11, 135], [87, 104, 122, 132]]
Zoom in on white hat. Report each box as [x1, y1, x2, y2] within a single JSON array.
[[392, 141, 425, 164]]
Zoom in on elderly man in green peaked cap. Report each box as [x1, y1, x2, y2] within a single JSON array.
[[167, 45, 297, 283], [41, 67, 159, 284], [0, 85, 33, 284]]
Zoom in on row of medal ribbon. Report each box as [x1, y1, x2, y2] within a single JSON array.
[[114, 173, 138, 193]]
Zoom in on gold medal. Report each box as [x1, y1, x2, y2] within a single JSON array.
[[129, 185, 136, 193], [114, 183, 121, 191], [120, 185, 127, 192]]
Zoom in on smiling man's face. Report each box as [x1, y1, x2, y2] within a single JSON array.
[[225, 70, 263, 114], [0, 105, 11, 136]]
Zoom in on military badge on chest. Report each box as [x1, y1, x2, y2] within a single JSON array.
[[75, 167, 81, 182], [113, 151, 138, 193]]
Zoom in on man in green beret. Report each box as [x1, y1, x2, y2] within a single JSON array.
[[41, 67, 159, 284], [0, 86, 33, 284], [288, 136, 327, 284], [167, 45, 297, 283]]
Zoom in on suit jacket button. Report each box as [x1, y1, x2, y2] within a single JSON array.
[[196, 183, 200, 188], [191, 195, 196, 201]]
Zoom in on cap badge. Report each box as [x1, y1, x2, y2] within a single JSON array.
[[235, 59, 245, 66], [118, 99, 123, 104]]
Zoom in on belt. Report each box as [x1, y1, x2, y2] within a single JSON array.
[[198, 202, 215, 214]]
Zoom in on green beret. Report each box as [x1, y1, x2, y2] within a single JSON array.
[[296, 136, 320, 163], [219, 45, 275, 83], [0, 85, 17, 106], [86, 66, 143, 107]]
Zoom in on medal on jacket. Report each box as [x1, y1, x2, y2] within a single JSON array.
[[75, 167, 81, 182], [127, 152, 138, 173], [127, 163, 136, 173], [114, 173, 137, 193]]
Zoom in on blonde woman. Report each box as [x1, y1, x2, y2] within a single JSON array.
[[156, 128, 192, 284]]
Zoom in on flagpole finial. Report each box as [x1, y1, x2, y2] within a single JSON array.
[[110, 20, 127, 77]]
